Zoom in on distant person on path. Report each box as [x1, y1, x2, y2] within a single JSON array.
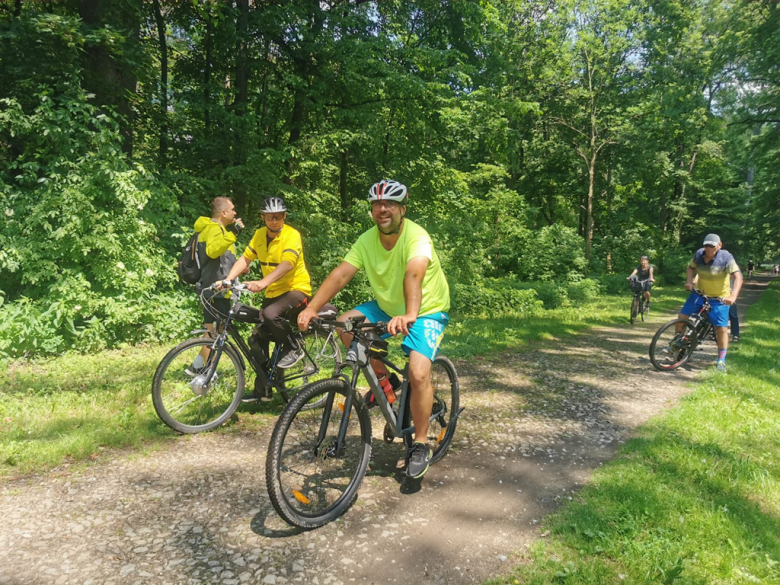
[[188, 196, 244, 375], [220, 197, 313, 401], [773, 264, 779, 276], [728, 274, 740, 343], [627, 255, 655, 309], [747, 259, 755, 280], [297, 179, 451, 479], [681, 233, 742, 373]]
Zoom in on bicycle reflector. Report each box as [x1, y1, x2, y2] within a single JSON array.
[[364, 331, 389, 358]]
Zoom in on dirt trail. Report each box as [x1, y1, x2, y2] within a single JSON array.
[[0, 276, 770, 585]]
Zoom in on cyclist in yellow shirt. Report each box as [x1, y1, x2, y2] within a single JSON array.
[[298, 180, 450, 479], [222, 197, 313, 401]]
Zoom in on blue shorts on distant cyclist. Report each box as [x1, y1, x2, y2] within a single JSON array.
[[353, 300, 448, 362], [680, 292, 729, 327]]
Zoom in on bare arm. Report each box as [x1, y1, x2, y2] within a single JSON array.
[[298, 262, 360, 330], [649, 266, 655, 282], [725, 271, 743, 304], [245, 261, 293, 293], [685, 266, 696, 291], [225, 256, 251, 282]]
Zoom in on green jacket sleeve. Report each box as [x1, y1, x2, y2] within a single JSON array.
[[204, 224, 237, 259]]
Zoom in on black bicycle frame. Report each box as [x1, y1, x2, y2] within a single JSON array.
[[201, 301, 325, 398]]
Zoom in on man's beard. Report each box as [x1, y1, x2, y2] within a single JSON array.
[[378, 217, 403, 235]]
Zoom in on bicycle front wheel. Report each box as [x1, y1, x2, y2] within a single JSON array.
[[639, 297, 646, 322], [428, 355, 460, 465], [630, 296, 639, 324], [649, 319, 697, 372], [152, 338, 245, 433], [266, 379, 372, 529]]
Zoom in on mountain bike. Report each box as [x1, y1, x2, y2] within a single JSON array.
[[265, 316, 464, 529], [629, 277, 650, 324], [151, 283, 341, 434], [648, 288, 718, 371]]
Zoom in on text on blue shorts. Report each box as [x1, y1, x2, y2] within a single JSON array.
[[353, 300, 449, 362]]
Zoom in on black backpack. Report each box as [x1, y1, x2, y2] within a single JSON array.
[[177, 232, 202, 285]]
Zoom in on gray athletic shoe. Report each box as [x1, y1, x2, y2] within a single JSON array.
[[716, 361, 727, 374], [277, 346, 304, 369], [406, 441, 433, 479]]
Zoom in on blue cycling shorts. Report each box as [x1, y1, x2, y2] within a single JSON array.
[[680, 292, 729, 327], [353, 300, 449, 362]]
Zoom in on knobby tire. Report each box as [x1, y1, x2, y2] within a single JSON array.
[[266, 379, 372, 529]]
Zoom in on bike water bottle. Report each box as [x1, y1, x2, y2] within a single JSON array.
[[377, 372, 396, 405]]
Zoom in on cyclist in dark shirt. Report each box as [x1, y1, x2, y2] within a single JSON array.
[[627, 255, 655, 307]]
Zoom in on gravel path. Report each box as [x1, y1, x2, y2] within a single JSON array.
[[0, 277, 770, 585]]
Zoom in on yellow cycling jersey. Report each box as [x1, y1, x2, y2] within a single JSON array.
[[243, 224, 312, 298]]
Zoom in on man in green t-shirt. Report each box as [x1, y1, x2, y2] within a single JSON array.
[[298, 180, 450, 479]]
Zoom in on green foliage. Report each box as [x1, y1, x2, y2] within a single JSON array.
[[0, 0, 775, 355], [451, 279, 543, 317]]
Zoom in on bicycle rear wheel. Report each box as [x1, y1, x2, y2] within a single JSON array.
[[630, 296, 639, 324], [152, 338, 245, 433], [649, 319, 698, 371], [428, 356, 460, 464], [266, 379, 372, 529]]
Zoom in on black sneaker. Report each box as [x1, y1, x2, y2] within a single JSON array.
[[406, 441, 432, 479], [277, 346, 304, 369], [732, 335, 739, 343], [243, 379, 272, 403]]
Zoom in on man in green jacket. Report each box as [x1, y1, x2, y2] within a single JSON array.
[[187, 196, 244, 375]]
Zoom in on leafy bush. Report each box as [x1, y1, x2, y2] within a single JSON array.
[[0, 86, 190, 358], [565, 278, 604, 303], [599, 274, 631, 295], [451, 279, 543, 317]]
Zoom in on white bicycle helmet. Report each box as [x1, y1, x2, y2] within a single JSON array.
[[261, 197, 287, 213], [368, 180, 408, 203]]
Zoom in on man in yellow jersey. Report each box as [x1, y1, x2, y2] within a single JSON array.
[[298, 180, 450, 479], [222, 197, 313, 401], [680, 233, 742, 373], [186, 197, 244, 376]]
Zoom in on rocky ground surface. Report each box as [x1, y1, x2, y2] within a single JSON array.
[[0, 277, 769, 585]]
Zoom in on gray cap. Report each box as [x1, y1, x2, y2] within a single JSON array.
[[703, 233, 721, 246]]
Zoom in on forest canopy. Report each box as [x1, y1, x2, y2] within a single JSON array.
[[0, 0, 778, 358]]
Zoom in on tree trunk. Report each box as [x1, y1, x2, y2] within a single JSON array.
[[204, 12, 212, 134], [152, 0, 167, 169], [284, 88, 306, 185], [585, 157, 596, 262], [79, 0, 139, 157], [234, 0, 249, 113], [339, 149, 349, 211]]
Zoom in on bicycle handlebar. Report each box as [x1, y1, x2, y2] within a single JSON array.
[[310, 316, 388, 336], [691, 288, 723, 302]]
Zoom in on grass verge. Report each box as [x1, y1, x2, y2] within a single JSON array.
[[489, 282, 780, 584], [0, 286, 685, 479]]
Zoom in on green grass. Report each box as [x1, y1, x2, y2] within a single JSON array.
[[445, 286, 688, 359], [489, 283, 780, 584], [0, 286, 685, 478]]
